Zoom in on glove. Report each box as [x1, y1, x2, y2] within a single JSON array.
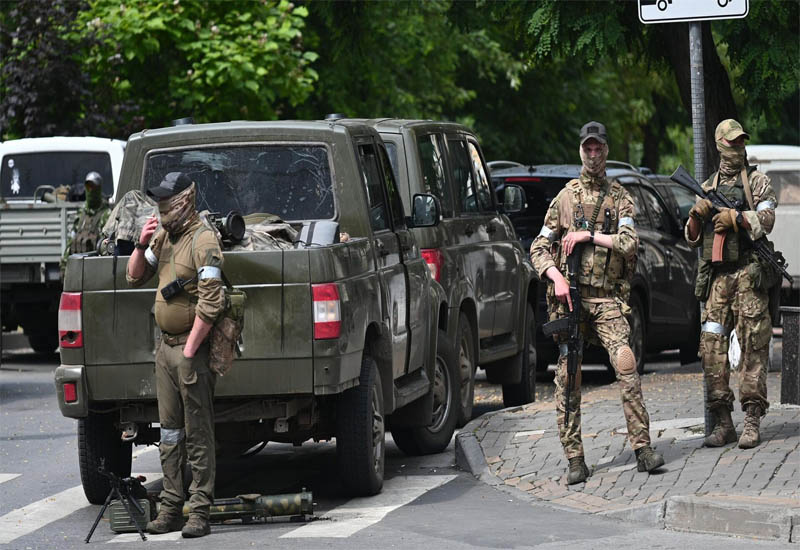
[[713, 208, 739, 234], [689, 198, 713, 221]]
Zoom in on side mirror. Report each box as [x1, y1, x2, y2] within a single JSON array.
[[408, 193, 441, 228], [502, 184, 526, 214]]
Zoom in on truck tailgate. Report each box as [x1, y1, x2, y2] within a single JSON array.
[[0, 203, 78, 265], [79, 248, 314, 398]]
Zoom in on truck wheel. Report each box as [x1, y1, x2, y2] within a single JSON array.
[[455, 312, 476, 428], [503, 303, 537, 407], [629, 294, 646, 375], [336, 354, 384, 496], [392, 330, 459, 455], [679, 304, 701, 365], [78, 411, 132, 504], [27, 329, 58, 354]]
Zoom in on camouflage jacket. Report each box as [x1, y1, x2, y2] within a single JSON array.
[[530, 175, 638, 301]]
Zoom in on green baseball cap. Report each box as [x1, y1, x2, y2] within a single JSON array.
[[715, 119, 750, 142]]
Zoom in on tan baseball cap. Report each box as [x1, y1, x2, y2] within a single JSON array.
[[715, 119, 750, 142]]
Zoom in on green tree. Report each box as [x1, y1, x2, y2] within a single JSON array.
[[73, 0, 319, 133]]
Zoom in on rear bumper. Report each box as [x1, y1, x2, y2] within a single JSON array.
[[54, 365, 88, 418]]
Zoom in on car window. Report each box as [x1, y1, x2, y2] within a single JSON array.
[[449, 139, 485, 214], [640, 185, 672, 232], [669, 184, 696, 221], [417, 134, 451, 215], [2, 151, 114, 198], [358, 143, 390, 232], [625, 185, 652, 230], [144, 145, 333, 220], [467, 141, 493, 211], [378, 145, 406, 229], [765, 170, 800, 205], [385, 141, 399, 178]]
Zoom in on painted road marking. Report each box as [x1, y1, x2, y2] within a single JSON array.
[[281, 474, 457, 538], [0, 473, 21, 484], [0, 473, 162, 545]]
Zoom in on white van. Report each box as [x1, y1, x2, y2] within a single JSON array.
[[747, 144, 800, 301]]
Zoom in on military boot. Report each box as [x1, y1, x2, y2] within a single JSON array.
[[703, 407, 737, 447], [635, 445, 665, 473], [181, 514, 211, 538], [566, 456, 590, 485], [146, 510, 184, 534], [738, 405, 762, 449]]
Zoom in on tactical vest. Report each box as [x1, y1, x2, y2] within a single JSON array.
[[700, 168, 754, 265], [560, 179, 631, 293], [72, 205, 109, 253]]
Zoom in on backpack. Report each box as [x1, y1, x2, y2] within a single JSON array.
[[100, 190, 158, 255]]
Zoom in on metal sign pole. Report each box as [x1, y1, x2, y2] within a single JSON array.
[[688, 21, 714, 437]]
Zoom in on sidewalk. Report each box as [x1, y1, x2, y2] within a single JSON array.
[[456, 367, 800, 543]]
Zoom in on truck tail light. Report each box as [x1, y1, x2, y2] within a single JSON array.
[[58, 292, 83, 348], [63, 382, 78, 403], [312, 284, 341, 339], [421, 249, 443, 282]]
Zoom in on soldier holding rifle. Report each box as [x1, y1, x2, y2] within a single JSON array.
[[530, 122, 664, 485], [683, 119, 779, 450]]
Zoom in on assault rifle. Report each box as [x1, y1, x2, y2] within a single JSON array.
[[542, 246, 583, 426], [670, 165, 791, 285], [85, 459, 149, 543]]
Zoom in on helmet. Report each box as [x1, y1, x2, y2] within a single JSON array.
[[84, 171, 103, 187]]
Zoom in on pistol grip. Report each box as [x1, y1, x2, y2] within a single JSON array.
[[712, 233, 726, 263]]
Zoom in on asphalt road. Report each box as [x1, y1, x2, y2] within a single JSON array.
[[0, 342, 787, 550]]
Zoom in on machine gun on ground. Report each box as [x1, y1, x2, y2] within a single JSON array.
[[85, 459, 150, 543], [541, 247, 583, 426], [670, 165, 791, 285]]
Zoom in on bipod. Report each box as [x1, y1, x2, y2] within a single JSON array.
[[85, 459, 148, 543]]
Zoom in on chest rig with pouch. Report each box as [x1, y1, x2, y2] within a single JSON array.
[[701, 168, 754, 266]]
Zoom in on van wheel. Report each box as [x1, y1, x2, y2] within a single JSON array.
[[629, 294, 646, 375], [503, 303, 537, 407], [455, 312, 476, 427], [680, 304, 701, 365], [78, 411, 132, 504], [27, 328, 58, 354], [392, 330, 459, 455], [337, 354, 384, 496]]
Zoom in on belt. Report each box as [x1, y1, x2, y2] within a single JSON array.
[[161, 331, 190, 346]]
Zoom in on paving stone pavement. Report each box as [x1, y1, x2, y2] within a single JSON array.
[[458, 367, 800, 542]]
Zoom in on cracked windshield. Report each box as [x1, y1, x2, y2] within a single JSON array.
[[144, 145, 334, 220]]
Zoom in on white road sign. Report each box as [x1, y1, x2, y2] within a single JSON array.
[[639, 0, 749, 24]]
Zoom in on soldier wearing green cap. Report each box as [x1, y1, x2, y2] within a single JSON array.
[[685, 119, 777, 450]]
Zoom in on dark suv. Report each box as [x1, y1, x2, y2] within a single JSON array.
[[492, 164, 700, 372], [363, 119, 539, 419]]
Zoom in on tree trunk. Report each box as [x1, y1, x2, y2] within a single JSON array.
[[655, 22, 739, 176]]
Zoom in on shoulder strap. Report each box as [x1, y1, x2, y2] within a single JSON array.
[[589, 182, 610, 233], [711, 171, 720, 191], [740, 166, 755, 211]]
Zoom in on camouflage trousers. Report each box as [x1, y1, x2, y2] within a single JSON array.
[[700, 264, 771, 414], [555, 300, 651, 459], [155, 337, 216, 519]]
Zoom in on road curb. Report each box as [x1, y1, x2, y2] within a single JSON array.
[[455, 429, 491, 481]]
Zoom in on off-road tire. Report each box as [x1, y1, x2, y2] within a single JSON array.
[[455, 312, 476, 428], [27, 329, 58, 354], [503, 303, 537, 407], [392, 330, 459, 455], [78, 411, 132, 504], [629, 293, 646, 375], [336, 354, 384, 496]]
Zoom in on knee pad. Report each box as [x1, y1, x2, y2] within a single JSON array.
[[617, 346, 636, 375]]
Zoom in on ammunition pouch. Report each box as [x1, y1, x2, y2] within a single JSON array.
[[209, 286, 246, 377], [694, 257, 714, 302]]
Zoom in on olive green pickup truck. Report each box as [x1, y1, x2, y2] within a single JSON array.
[[54, 120, 457, 503]]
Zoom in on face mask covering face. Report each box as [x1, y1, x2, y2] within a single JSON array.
[[85, 185, 103, 210], [579, 142, 609, 179], [717, 140, 746, 176], [159, 183, 197, 237]]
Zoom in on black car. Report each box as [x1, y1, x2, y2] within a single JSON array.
[[649, 174, 697, 227], [492, 164, 700, 373]]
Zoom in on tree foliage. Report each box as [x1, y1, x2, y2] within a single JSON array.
[[72, 0, 318, 133]]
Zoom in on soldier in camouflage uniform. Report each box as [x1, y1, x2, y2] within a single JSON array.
[[685, 119, 776, 450], [127, 172, 225, 538], [530, 122, 664, 485], [61, 172, 110, 274]]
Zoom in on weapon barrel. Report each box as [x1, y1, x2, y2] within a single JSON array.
[[182, 491, 314, 520]]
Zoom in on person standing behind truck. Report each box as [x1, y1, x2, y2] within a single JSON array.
[[685, 119, 777, 450], [126, 171, 225, 538], [529, 121, 664, 485], [60, 171, 110, 275]]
